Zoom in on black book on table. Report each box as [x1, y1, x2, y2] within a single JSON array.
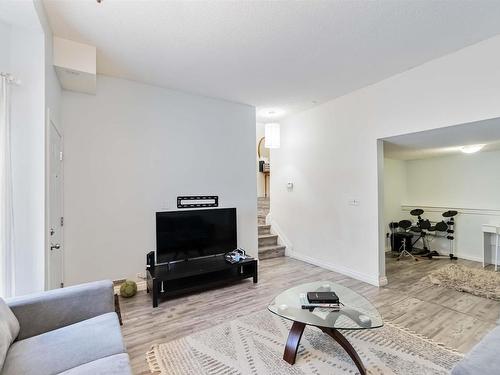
[[307, 291, 339, 304]]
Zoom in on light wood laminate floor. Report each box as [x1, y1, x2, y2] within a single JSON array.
[[120, 255, 500, 374]]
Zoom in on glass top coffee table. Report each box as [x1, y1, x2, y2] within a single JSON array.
[[268, 281, 383, 374]]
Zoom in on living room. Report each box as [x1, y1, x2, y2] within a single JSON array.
[[2, 1, 500, 374]]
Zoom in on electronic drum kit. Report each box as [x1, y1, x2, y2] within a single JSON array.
[[389, 208, 458, 261]]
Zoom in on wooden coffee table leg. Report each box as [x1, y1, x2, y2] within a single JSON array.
[[321, 327, 366, 375], [283, 321, 306, 365]]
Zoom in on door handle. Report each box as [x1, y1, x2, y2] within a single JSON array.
[[50, 243, 61, 250]]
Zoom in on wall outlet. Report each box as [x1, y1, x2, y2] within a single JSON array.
[[348, 199, 360, 206]]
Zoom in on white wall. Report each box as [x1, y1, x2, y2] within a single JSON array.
[[406, 151, 500, 209], [0, 20, 10, 71], [403, 150, 500, 261], [271, 34, 500, 286], [9, 26, 45, 296], [62, 75, 257, 285], [0, 3, 61, 296], [383, 158, 407, 247]]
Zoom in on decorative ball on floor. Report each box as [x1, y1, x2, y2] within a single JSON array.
[[120, 280, 137, 298]]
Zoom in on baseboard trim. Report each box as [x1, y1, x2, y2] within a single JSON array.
[[378, 276, 388, 286], [411, 246, 483, 264], [267, 213, 293, 252], [456, 254, 483, 263], [286, 249, 381, 287], [267, 215, 381, 286]]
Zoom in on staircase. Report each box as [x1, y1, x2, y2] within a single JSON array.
[[258, 197, 285, 260]]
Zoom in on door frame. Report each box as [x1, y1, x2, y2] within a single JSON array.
[[376, 139, 388, 286], [45, 108, 64, 290]]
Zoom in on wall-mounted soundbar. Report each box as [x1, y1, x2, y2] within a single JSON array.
[[177, 195, 219, 208]]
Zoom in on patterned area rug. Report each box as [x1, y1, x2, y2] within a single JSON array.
[[146, 310, 462, 374], [429, 264, 500, 300]]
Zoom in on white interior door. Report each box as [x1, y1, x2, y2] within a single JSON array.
[[48, 119, 64, 289]]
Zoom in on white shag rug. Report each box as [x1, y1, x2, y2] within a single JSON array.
[[147, 310, 463, 375], [429, 264, 500, 300]]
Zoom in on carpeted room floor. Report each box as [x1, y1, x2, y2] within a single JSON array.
[[119, 256, 500, 374]]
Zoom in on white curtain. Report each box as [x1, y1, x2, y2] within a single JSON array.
[[0, 75, 15, 298]]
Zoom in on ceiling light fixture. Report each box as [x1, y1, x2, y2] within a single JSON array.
[[460, 144, 485, 154], [265, 123, 280, 149]]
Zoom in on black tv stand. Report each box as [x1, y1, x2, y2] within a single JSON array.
[[146, 255, 258, 307]]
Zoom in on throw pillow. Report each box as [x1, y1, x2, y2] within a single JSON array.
[[0, 298, 20, 370]]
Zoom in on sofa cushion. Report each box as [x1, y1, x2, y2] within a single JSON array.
[[8, 280, 115, 340], [451, 326, 500, 375], [0, 298, 20, 371], [57, 353, 132, 375], [2, 312, 125, 375]]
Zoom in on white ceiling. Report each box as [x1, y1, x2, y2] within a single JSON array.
[[384, 117, 500, 160], [42, 0, 500, 121]]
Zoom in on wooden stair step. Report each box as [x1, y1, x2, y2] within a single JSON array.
[[258, 225, 271, 235], [258, 245, 286, 260], [258, 233, 278, 247]]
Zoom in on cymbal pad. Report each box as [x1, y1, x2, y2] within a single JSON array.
[[410, 208, 424, 216], [443, 210, 458, 217]]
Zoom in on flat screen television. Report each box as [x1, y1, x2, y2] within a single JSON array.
[[156, 208, 237, 264]]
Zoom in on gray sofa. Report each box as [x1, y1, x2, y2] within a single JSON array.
[[451, 325, 500, 374], [1, 280, 132, 375]]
